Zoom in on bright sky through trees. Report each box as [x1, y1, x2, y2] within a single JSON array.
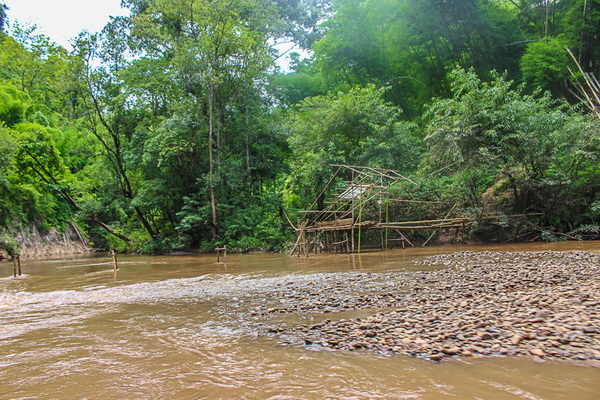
[[3, 0, 302, 70], [3, 0, 128, 49]]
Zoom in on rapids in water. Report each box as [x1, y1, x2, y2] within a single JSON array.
[[1, 242, 599, 399]]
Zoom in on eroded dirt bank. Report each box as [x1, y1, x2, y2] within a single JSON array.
[[1, 224, 92, 259], [258, 251, 600, 364]]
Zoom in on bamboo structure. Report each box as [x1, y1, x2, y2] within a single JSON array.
[[290, 164, 542, 256]]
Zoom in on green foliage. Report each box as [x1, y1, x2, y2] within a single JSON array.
[[285, 85, 421, 206], [0, 83, 30, 125], [424, 66, 600, 233], [521, 38, 570, 94], [0, 3, 7, 33], [13, 122, 68, 183], [219, 190, 290, 252], [0, 31, 72, 112], [270, 54, 328, 106], [0, 234, 19, 256], [0, 124, 16, 225], [310, 0, 523, 116]]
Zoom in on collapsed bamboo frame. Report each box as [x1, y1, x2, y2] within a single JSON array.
[[290, 164, 543, 256]]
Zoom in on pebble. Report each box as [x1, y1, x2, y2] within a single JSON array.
[[530, 348, 545, 357], [511, 335, 522, 345]]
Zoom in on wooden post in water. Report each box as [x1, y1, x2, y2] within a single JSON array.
[[385, 201, 389, 250], [357, 193, 363, 254], [346, 231, 350, 253], [216, 245, 227, 264], [17, 255, 21, 276], [111, 250, 119, 271]]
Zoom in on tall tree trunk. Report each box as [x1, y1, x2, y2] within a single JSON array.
[[208, 84, 218, 241], [245, 104, 250, 175]]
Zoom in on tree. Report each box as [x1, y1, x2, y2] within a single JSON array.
[[127, 0, 279, 241], [424, 67, 599, 228], [0, 27, 71, 112], [269, 53, 327, 106], [0, 124, 16, 225], [285, 85, 420, 208], [312, 0, 523, 117], [510, 0, 600, 95], [72, 28, 158, 241], [0, 83, 30, 125], [0, 3, 7, 33], [521, 37, 570, 95]]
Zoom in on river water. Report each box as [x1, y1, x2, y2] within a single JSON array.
[[1, 242, 599, 399]]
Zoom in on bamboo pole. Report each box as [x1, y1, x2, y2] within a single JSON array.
[[385, 217, 469, 225], [423, 203, 457, 246], [384, 198, 455, 204], [289, 219, 306, 257], [383, 224, 465, 230], [346, 231, 350, 253], [385, 201, 389, 250], [392, 229, 414, 248], [357, 191, 363, 254], [379, 176, 383, 251], [566, 47, 600, 119], [380, 214, 540, 227], [351, 169, 355, 253]]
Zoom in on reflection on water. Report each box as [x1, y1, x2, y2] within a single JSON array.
[[1, 242, 599, 399]]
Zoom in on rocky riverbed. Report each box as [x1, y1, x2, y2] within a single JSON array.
[[259, 251, 600, 364]]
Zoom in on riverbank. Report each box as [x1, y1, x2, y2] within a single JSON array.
[[261, 251, 600, 364], [0, 224, 92, 259]]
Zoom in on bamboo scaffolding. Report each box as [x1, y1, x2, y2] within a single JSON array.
[[384, 199, 455, 204], [304, 214, 541, 233], [422, 203, 458, 246], [289, 163, 543, 256]]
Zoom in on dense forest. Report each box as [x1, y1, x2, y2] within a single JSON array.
[[0, 0, 599, 254]]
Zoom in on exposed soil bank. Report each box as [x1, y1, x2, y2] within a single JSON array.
[[0, 224, 92, 259], [262, 251, 600, 364]]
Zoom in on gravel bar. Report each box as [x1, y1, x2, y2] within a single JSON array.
[[262, 251, 600, 363]]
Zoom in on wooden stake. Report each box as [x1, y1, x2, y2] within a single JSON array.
[[216, 245, 227, 264], [385, 201, 389, 250], [111, 250, 118, 271], [17, 255, 21, 276], [346, 231, 350, 253], [357, 192, 363, 254]]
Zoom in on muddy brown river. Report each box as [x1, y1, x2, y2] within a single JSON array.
[[1, 242, 599, 399]]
